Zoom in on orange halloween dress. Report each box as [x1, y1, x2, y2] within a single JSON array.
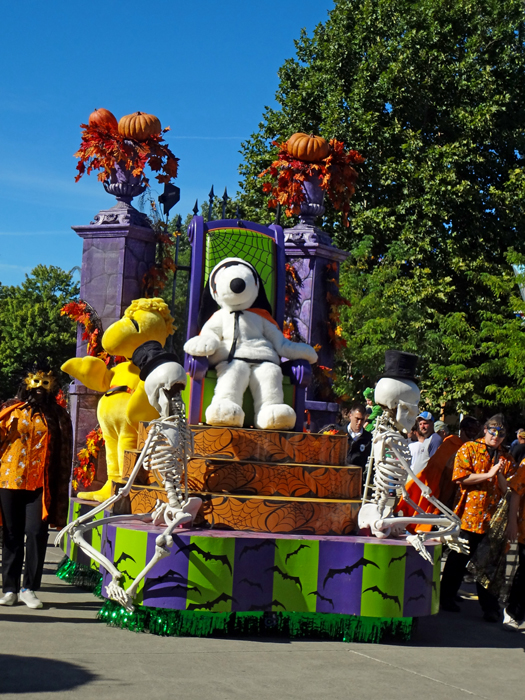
[[0, 401, 72, 526], [452, 440, 516, 535]]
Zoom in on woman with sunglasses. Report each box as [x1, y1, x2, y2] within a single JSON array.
[[440, 414, 517, 621]]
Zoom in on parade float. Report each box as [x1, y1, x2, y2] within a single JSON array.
[[56, 121, 462, 642]]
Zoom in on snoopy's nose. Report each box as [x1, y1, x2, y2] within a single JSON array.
[[230, 278, 246, 294]]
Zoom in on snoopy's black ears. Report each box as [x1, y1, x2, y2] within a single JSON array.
[[251, 273, 273, 315], [197, 280, 220, 329]]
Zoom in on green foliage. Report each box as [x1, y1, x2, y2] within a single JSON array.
[[0, 265, 79, 399], [238, 0, 525, 416]]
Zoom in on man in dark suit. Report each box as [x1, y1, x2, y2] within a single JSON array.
[[345, 403, 373, 468]]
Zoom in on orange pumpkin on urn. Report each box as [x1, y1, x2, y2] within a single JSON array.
[[286, 132, 331, 162], [118, 112, 162, 140], [88, 108, 118, 131]]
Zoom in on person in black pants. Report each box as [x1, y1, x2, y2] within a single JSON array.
[[0, 366, 72, 609], [0, 488, 49, 595]]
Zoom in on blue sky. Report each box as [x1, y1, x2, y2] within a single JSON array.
[[0, 1, 334, 287]]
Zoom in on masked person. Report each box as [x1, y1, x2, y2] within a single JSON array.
[[440, 415, 516, 621], [0, 366, 72, 609]]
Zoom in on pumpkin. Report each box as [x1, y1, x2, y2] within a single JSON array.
[[118, 112, 162, 140], [286, 132, 331, 162], [88, 108, 118, 131]]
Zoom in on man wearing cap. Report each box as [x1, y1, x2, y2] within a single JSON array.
[[409, 412, 443, 474], [434, 420, 450, 440]]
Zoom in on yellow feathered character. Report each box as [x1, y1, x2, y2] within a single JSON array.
[[62, 298, 186, 502]]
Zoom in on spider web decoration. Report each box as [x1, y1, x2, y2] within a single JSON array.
[[204, 228, 276, 312]]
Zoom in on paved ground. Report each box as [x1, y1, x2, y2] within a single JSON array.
[[0, 538, 524, 699]]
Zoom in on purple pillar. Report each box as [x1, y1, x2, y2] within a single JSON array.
[[284, 176, 349, 432], [68, 198, 157, 474]]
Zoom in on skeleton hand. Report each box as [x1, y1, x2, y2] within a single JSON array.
[[443, 534, 470, 556], [406, 534, 433, 564], [106, 575, 134, 612]]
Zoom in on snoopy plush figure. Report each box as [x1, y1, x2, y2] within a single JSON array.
[[184, 258, 317, 430]]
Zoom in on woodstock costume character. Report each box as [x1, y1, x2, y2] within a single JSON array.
[[184, 258, 317, 430], [62, 298, 185, 503]]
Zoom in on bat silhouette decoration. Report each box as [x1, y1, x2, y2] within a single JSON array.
[[285, 544, 310, 563], [115, 551, 136, 567], [323, 557, 379, 588], [239, 578, 263, 592], [175, 542, 232, 574], [239, 540, 277, 559], [187, 592, 236, 611], [409, 568, 430, 583], [309, 590, 334, 609], [249, 599, 286, 611], [117, 566, 136, 582], [363, 585, 401, 609], [432, 581, 437, 594], [147, 568, 202, 595], [388, 552, 409, 567], [407, 593, 426, 603], [266, 565, 303, 591]]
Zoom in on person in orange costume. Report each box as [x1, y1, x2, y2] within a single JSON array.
[[396, 416, 481, 528], [0, 366, 72, 609], [440, 414, 516, 621]]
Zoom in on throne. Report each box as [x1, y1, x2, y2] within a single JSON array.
[[182, 215, 311, 430]]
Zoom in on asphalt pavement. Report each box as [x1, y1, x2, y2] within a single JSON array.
[[0, 537, 524, 700]]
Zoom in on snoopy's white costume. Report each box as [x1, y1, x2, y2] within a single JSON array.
[[184, 258, 317, 430]]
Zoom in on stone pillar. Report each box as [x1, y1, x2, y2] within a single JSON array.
[[284, 176, 349, 432], [68, 197, 157, 477]]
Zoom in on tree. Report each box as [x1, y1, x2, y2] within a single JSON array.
[[237, 0, 525, 416], [0, 265, 79, 398]]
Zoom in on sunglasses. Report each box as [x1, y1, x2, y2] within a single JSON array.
[[487, 426, 506, 438]]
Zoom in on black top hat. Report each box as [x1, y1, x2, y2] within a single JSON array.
[[382, 350, 418, 382]]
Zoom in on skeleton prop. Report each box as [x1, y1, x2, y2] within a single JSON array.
[[359, 351, 468, 562], [56, 363, 202, 612]]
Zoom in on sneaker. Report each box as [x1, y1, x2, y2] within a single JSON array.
[[483, 609, 500, 623], [503, 609, 521, 631], [19, 589, 43, 609], [0, 592, 17, 606], [440, 598, 461, 613]]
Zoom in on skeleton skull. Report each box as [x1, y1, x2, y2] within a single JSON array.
[[374, 377, 420, 433]]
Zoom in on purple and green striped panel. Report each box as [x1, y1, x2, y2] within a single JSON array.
[[98, 525, 441, 618]]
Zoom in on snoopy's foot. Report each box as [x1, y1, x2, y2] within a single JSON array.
[[255, 404, 296, 430], [206, 399, 244, 427], [77, 479, 118, 503]]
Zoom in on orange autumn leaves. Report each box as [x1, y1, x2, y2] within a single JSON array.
[[74, 110, 179, 187], [259, 136, 364, 226]]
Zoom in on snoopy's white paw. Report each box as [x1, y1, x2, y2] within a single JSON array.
[[206, 399, 245, 427], [184, 336, 219, 356], [255, 404, 296, 430]]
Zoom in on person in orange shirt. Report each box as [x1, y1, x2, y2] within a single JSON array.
[[0, 366, 72, 609], [440, 414, 516, 622]]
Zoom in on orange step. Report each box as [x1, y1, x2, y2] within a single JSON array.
[[126, 484, 359, 536], [138, 423, 348, 466], [187, 457, 361, 500]]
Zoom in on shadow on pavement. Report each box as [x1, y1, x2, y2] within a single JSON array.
[[0, 654, 96, 693]]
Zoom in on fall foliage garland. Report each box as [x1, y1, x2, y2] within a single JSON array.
[[259, 138, 364, 226], [74, 123, 179, 187]]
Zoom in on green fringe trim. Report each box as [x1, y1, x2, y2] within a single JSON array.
[[56, 555, 104, 598], [97, 599, 413, 643]]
